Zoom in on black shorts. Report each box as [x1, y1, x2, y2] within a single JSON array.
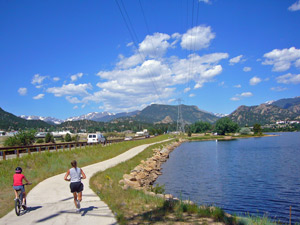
[[70, 182, 84, 193]]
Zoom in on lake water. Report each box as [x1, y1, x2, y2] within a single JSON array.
[[155, 132, 300, 223]]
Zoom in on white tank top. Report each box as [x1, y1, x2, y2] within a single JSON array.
[[69, 167, 81, 183]]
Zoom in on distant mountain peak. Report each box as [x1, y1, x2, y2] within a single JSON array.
[[265, 100, 275, 105]]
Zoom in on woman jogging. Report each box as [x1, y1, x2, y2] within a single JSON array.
[[64, 160, 86, 212]]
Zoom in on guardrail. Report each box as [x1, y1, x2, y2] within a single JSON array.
[[0, 136, 153, 160]]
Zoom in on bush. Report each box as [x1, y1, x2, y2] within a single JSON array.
[[4, 130, 36, 146], [150, 184, 165, 194], [45, 132, 55, 143], [65, 133, 72, 142], [36, 139, 44, 144], [72, 134, 79, 142], [240, 127, 251, 135]]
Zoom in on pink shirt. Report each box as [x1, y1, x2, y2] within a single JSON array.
[[13, 174, 25, 186]]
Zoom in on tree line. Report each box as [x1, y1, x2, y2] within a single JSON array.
[[3, 117, 264, 147]]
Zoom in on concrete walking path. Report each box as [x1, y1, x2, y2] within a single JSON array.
[[0, 140, 170, 225]]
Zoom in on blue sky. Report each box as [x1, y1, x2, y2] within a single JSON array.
[[1, 0, 300, 120]]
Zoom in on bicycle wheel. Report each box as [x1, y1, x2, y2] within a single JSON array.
[[15, 199, 21, 216]]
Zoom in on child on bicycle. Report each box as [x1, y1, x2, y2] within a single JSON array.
[[13, 167, 31, 207]]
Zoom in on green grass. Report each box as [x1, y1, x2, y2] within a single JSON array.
[[0, 135, 169, 218]]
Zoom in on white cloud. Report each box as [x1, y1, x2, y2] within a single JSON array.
[[33, 94, 44, 100], [249, 76, 262, 85], [66, 96, 82, 104], [240, 92, 253, 97], [229, 55, 243, 65], [181, 25, 215, 50], [288, 0, 300, 11], [71, 73, 84, 82], [276, 73, 300, 84], [231, 92, 253, 101], [243, 67, 251, 72], [73, 106, 78, 109], [270, 87, 288, 92], [171, 53, 228, 88], [262, 47, 300, 72], [32, 74, 47, 85], [93, 51, 228, 112], [230, 97, 240, 101], [47, 83, 92, 97], [139, 33, 171, 58], [189, 93, 195, 97], [184, 87, 191, 93], [53, 77, 60, 82], [295, 59, 300, 67], [117, 54, 144, 69], [234, 84, 241, 88], [127, 42, 134, 47], [18, 88, 27, 96]]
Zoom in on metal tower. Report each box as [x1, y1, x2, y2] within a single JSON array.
[[176, 99, 185, 133]]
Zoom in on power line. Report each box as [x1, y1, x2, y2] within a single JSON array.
[[115, 0, 164, 103]]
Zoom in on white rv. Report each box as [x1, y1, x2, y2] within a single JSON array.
[[87, 133, 106, 144]]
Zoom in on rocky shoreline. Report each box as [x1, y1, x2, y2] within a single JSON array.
[[119, 139, 184, 201]]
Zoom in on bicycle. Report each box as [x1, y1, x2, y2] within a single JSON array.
[[14, 183, 31, 216]]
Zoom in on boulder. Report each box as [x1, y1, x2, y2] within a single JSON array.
[[123, 174, 137, 181]]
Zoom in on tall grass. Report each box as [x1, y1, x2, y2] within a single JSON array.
[[0, 135, 168, 218]]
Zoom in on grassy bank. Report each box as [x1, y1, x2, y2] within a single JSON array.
[[0, 135, 168, 218], [90, 139, 238, 224]]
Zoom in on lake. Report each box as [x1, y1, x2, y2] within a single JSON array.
[[155, 132, 300, 223]]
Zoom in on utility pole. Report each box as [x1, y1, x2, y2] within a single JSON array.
[[176, 98, 185, 134]]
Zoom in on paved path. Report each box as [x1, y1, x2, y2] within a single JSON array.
[[0, 140, 170, 225]]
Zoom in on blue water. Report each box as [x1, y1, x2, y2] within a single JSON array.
[[155, 132, 300, 223]]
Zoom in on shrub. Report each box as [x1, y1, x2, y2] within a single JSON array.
[[72, 134, 79, 142], [4, 130, 36, 146], [65, 133, 72, 142], [240, 127, 251, 135], [150, 184, 165, 194], [45, 132, 55, 143], [36, 139, 44, 144]]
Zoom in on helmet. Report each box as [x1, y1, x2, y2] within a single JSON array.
[[15, 167, 22, 173]]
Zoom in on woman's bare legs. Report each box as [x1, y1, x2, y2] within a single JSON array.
[[73, 192, 78, 208]]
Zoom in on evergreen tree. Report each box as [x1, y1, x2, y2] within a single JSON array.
[[65, 133, 72, 142]]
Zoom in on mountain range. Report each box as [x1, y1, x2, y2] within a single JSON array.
[[229, 96, 300, 126], [1, 96, 300, 130]]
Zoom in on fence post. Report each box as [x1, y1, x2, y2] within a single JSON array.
[[290, 206, 292, 225], [39, 147, 41, 153], [56, 145, 58, 152], [69, 144, 71, 151], [3, 151, 6, 160], [17, 149, 20, 158], [28, 148, 31, 155]]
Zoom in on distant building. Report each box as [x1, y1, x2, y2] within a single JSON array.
[[135, 129, 149, 137]]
